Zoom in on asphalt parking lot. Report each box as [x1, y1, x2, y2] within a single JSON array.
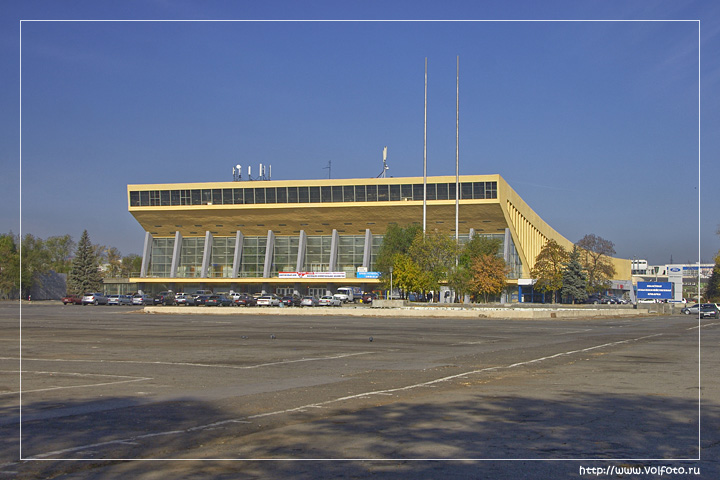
[[1, 302, 718, 479]]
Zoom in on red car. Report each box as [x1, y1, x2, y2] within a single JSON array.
[[62, 294, 83, 305]]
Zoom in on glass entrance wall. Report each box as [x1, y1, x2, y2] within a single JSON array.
[[178, 237, 203, 278], [304, 235, 332, 272], [210, 236, 236, 278], [370, 234, 384, 272], [148, 237, 175, 277], [271, 236, 300, 275], [337, 235, 365, 277], [239, 236, 267, 278]]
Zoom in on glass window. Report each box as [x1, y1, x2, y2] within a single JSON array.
[[149, 237, 175, 277], [332, 186, 343, 202], [321, 186, 332, 202], [222, 189, 233, 205], [209, 236, 237, 278], [390, 184, 401, 201], [461, 182, 473, 199], [160, 190, 171, 206], [473, 182, 485, 199], [254, 188, 265, 204], [448, 182, 456, 199], [413, 184, 423, 201], [426, 184, 436, 200], [377, 184, 389, 201], [181, 190, 191, 205], [140, 191, 149, 206], [201, 189, 212, 205], [244, 188, 254, 204], [366, 184, 377, 202], [233, 188, 243, 204], [298, 186, 309, 203], [266, 187, 276, 204], [436, 183, 448, 200], [310, 186, 320, 203], [487, 181, 498, 198], [212, 189, 222, 205], [343, 185, 354, 202], [354, 185, 366, 202], [191, 190, 201, 205], [287, 187, 298, 203], [402, 184, 412, 200], [130, 191, 140, 206], [276, 187, 287, 203], [170, 190, 180, 205]]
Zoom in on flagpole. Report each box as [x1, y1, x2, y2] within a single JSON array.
[[423, 57, 427, 236], [455, 56, 459, 245]]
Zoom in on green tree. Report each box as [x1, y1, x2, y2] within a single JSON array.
[[704, 252, 720, 302], [409, 229, 458, 297], [450, 235, 504, 302], [562, 246, 588, 304], [21, 234, 51, 298], [121, 254, 143, 277], [104, 246, 123, 278], [67, 230, 103, 295], [576, 234, 616, 293], [468, 254, 508, 303], [391, 253, 430, 296], [0, 233, 20, 298], [44, 234, 75, 273], [375, 224, 422, 275], [531, 239, 569, 303]]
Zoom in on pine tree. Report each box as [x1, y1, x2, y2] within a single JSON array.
[[561, 246, 588, 304], [704, 252, 720, 302], [67, 230, 103, 295]]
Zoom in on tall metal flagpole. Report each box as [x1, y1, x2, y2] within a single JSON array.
[[423, 57, 427, 236], [455, 56, 459, 244]]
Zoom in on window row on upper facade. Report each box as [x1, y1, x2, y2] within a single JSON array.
[[130, 181, 498, 207]]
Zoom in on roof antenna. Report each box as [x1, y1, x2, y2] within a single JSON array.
[[377, 146, 389, 178], [323, 160, 331, 179]]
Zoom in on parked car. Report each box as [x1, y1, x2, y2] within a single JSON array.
[[108, 294, 132, 306], [361, 293, 377, 304], [681, 304, 701, 315], [153, 291, 176, 306], [584, 294, 611, 305], [205, 294, 232, 306], [281, 295, 302, 307], [132, 294, 153, 305], [82, 293, 108, 305], [174, 293, 192, 305], [300, 295, 319, 307], [234, 294, 257, 307], [256, 295, 280, 307], [188, 294, 210, 306], [62, 294, 83, 305], [319, 295, 342, 307], [700, 304, 720, 319]]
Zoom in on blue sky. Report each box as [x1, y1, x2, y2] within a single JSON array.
[[2, 1, 719, 266]]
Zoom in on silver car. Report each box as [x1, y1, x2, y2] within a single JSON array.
[[300, 295, 319, 307], [256, 295, 280, 307], [82, 293, 108, 305], [319, 295, 342, 307], [132, 294, 153, 305]]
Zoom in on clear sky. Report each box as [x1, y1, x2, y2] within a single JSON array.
[[2, 1, 719, 266]]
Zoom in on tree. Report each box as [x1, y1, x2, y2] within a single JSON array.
[[705, 252, 720, 302], [562, 246, 588, 304], [0, 233, 20, 298], [67, 230, 103, 295], [20, 234, 51, 298], [104, 246, 123, 278], [450, 235, 504, 302], [468, 254, 508, 303], [44, 234, 75, 274], [391, 253, 430, 296], [531, 240, 569, 303], [576, 234, 617, 293], [409, 229, 458, 296], [375, 223, 423, 285], [121, 254, 143, 277]]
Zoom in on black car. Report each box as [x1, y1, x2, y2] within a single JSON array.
[[205, 294, 232, 306], [700, 304, 720, 319], [234, 294, 257, 307], [153, 291, 176, 306], [280, 295, 302, 307], [584, 294, 610, 305], [189, 295, 210, 306]]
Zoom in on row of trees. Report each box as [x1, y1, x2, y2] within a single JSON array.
[[0, 230, 142, 299], [375, 224, 619, 304]]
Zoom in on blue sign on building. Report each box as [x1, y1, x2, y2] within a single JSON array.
[[637, 282, 673, 299]]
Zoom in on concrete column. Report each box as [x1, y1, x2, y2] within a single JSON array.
[[201, 231, 213, 278], [296, 230, 307, 272], [469, 228, 475, 240], [170, 231, 182, 278], [232, 230, 244, 278], [362, 228, 372, 269], [329, 229, 339, 272], [140, 232, 153, 278], [263, 230, 275, 278]]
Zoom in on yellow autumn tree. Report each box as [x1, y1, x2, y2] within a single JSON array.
[[469, 254, 508, 303]]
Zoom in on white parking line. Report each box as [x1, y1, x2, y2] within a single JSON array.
[[0, 370, 152, 396], [25, 332, 662, 460], [0, 352, 373, 370]]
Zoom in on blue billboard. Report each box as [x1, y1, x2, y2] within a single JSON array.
[[637, 282, 672, 299]]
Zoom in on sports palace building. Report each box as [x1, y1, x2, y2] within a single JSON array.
[[122, 174, 631, 302]]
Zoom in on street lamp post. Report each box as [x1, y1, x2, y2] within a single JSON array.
[[390, 266, 393, 300]]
